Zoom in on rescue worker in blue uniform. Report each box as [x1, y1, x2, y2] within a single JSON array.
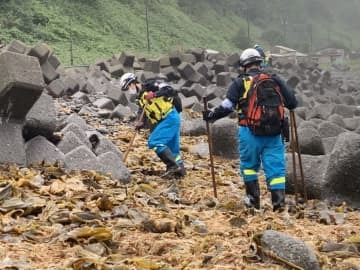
[[202, 48, 297, 211], [119, 73, 186, 178], [254, 44, 272, 68]]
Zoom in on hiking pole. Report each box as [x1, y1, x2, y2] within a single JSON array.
[[123, 107, 146, 162], [289, 111, 299, 206], [290, 110, 307, 203], [203, 96, 217, 198]]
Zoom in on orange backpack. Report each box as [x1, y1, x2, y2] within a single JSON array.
[[239, 73, 285, 136]]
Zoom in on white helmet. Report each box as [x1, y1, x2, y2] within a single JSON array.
[[239, 48, 263, 67], [119, 72, 137, 90]]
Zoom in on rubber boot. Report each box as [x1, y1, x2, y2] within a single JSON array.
[[271, 189, 285, 211], [157, 148, 181, 177], [174, 162, 186, 178], [244, 180, 260, 209]]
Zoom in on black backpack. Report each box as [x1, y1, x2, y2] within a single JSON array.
[[142, 79, 182, 113]]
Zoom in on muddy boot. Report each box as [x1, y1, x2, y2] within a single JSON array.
[[271, 189, 285, 211], [174, 162, 186, 179], [157, 148, 181, 178], [244, 180, 260, 209]]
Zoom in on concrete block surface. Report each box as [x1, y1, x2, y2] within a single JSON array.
[[0, 51, 44, 120], [26, 136, 65, 165], [0, 121, 26, 165]]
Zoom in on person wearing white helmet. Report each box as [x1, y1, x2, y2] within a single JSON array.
[[119, 72, 141, 93], [254, 44, 272, 68], [119, 73, 186, 178], [203, 48, 297, 211]]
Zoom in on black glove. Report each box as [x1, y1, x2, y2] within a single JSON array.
[[202, 110, 215, 121], [203, 106, 231, 122]]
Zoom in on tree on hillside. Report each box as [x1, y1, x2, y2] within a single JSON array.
[[261, 29, 284, 46], [232, 26, 252, 49]]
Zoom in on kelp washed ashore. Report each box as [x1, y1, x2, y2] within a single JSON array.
[[0, 121, 359, 270]]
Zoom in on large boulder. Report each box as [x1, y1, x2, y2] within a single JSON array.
[[332, 104, 355, 118], [0, 51, 44, 120], [344, 117, 360, 131], [64, 145, 101, 171], [59, 113, 91, 131], [306, 104, 335, 120], [98, 152, 130, 183], [57, 131, 85, 154], [25, 136, 65, 165], [259, 230, 320, 270], [23, 92, 56, 140], [327, 113, 346, 129], [60, 123, 91, 147], [5, 40, 29, 54], [286, 154, 328, 199], [181, 119, 206, 136], [322, 136, 337, 154], [210, 118, 238, 159], [324, 132, 360, 207], [0, 122, 26, 165], [297, 127, 325, 155], [318, 121, 346, 138], [86, 131, 123, 160]]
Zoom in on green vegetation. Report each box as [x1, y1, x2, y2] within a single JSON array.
[[348, 59, 360, 71], [0, 0, 360, 66]]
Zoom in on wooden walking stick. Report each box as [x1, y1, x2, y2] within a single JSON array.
[[123, 107, 146, 162], [291, 111, 307, 202], [290, 110, 307, 205], [290, 112, 299, 205], [203, 96, 217, 198]]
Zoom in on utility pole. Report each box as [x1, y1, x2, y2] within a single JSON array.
[[145, 0, 150, 53], [281, 16, 287, 44], [308, 23, 313, 52], [69, 15, 74, 66], [246, 2, 250, 46]]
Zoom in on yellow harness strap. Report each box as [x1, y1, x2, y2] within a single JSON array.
[[242, 76, 253, 98]]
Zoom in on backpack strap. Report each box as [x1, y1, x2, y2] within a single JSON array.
[[236, 75, 253, 125], [233, 74, 254, 98], [242, 75, 253, 99]]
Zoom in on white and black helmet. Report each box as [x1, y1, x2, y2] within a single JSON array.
[[119, 72, 138, 90], [239, 48, 263, 67]]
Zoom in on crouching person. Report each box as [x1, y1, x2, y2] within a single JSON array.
[[119, 73, 186, 178]]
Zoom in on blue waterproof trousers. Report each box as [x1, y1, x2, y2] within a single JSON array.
[[238, 126, 286, 190], [148, 108, 182, 164]]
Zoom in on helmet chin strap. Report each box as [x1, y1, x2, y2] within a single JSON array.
[[127, 83, 138, 94], [135, 83, 141, 93]]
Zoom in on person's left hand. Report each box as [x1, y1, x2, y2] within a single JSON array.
[[202, 110, 214, 121]]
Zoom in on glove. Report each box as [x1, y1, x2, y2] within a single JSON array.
[[145, 91, 155, 100], [202, 110, 214, 121], [135, 121, 144, 131]]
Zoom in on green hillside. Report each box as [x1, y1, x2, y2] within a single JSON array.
[[1, 0, 360, 66]]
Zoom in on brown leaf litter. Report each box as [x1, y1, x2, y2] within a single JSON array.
[[0, 120, 359, 270]]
